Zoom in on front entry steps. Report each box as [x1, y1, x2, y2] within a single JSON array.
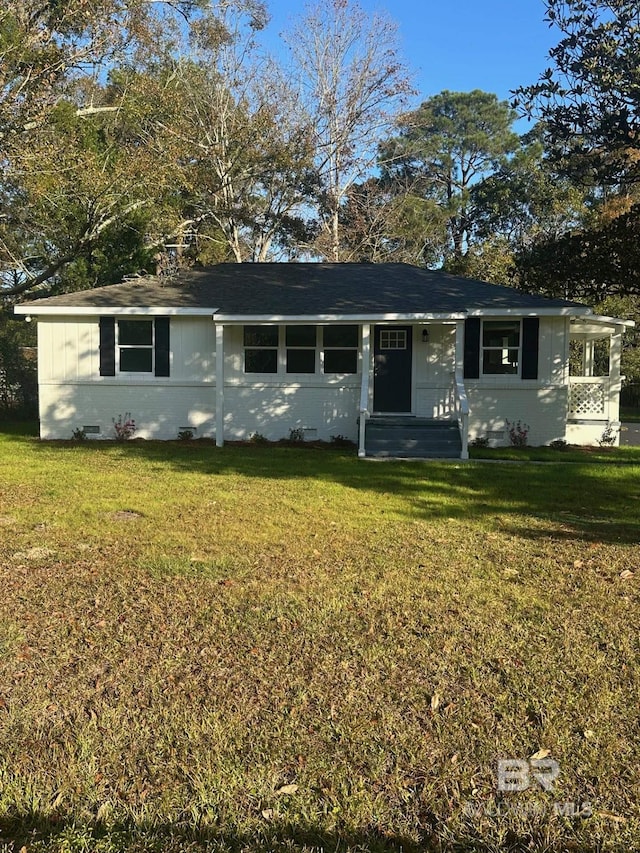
[[365, 416, 462, 459]]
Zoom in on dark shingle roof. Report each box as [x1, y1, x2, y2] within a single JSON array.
[[19, 263, 585, 315]]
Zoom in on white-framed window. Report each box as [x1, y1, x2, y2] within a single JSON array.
[[117, 319, 154, 373], [243, 325, 359, 375], [482, 320, 521, 375], [379, 328, 407, 350], [322, 325, 358, 374], [244, 325, 279, 373], [286, 325, 317, 374]]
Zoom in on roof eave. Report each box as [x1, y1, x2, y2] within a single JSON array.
[[571, 313, 635, 329], [13, 306, 218, 317]]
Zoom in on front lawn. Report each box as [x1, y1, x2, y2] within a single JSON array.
[[0, 430, 639, 852]]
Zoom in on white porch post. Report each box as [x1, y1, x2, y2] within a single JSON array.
[[215, 322, 224, 447], [455, 319, 470, 460], [358, 323, 371, 458], [609, 325, 624, 428], [455, 319, 465, 374], [583, 340, 594, 376]]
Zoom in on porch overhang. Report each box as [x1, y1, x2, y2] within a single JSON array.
[[570, 314, 635, 340]]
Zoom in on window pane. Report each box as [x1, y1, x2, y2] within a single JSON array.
[[244, 325, 278, 347], [324, 325, 358, 348], [245, 348, 277, 373], [483, 349, 519, 374], [120, 347, 153, 372], [324, 349, 358, 374], [286, 325, 316, 347], [119, 320, 153, 346], [483, 321, 520, 349], [380, 329, 407, 350], [287, 349, 316, 373]]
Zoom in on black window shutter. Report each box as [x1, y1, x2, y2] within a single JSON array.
[[99, 317, 116, 376], [154, 317, 170, 377], [521, 317, 539, 380], [463, 318, 481, 379]]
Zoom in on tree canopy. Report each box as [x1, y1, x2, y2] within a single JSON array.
[[380, 90, 520, 270], [514, 0, 640, 186]]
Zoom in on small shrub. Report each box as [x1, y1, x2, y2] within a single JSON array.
[[470, 435, 489, 448], [249, 432, 269, 444], [288, 427, 305, 442], [113, 413, 136, 441], [505, 419, 530, 448], [177, 428, 194, 441], [71, 427, 87, 441], [549, 438, 568, 450], [598, 423, 618, 447], [330, 434, 354, 447]]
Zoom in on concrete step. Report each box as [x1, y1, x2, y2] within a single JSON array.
[[366, 438, 461, 453], [364, 417, 462, 459], [367, 449, 462, 459], [367, 417, 456, 429], [366, 428, 459, 442]]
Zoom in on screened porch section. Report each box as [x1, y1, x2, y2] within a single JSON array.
[[568, 317, 627, 424]]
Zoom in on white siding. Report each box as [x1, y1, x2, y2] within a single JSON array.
[[413, 324, 456, 417], [224, 385, 359, 441], [463, 318, 570, 446], [38, 317, 216, 439], [39, 384, 216, 439], [37, 318, 360, 441], [223, 325, 360, 441], [466, 386, 568, 446], [35, 315, 584, 446]]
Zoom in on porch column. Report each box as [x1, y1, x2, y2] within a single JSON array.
[[455, 319, 465, 375], [583, 340, 595, 376], [215, 323, 224, 447], [358, 323, 371, 458], [455, 320, 470, 461], [609, 326, 624, 425]]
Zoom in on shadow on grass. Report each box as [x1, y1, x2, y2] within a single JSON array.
[[0, 813, 597, 853], [14, 433, 640, 546]]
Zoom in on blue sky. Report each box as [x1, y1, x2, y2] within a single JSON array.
[[263, 0, 558, 106]]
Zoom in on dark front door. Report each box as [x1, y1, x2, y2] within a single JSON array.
[[373, 325, 412, 413]]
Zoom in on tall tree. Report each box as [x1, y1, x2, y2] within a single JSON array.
[[471, 127, 589, 248], [2, 0, 316, 296], [337, 176, 447, 265], [511, 1, 640, 303], [283, 0, 412, 261], [381, 90, 519, 270], [514, 0, 640, 186]]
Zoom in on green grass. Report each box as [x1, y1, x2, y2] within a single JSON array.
[[469, 444, 640, 462], [1, 429, 640, 852]]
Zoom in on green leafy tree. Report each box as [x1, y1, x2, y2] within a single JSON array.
[[471, 128, 589, 248], [513, 201, 640, 300], [382, 90, 520, 269], [337, 176, 446, 265], [0, 0, 267, 297], [0, 308, 37, 416], [514, 0, 640, 186]]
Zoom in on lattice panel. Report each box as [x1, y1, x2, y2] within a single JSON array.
[[569, 382, 606, 415]]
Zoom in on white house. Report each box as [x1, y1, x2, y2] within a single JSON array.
[[14, 263, 633, 457]]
